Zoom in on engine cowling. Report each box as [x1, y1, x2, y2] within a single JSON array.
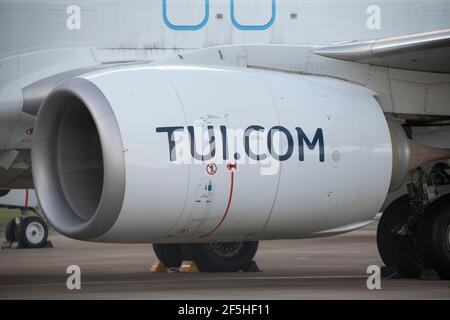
[[32, 65, 394, 242]]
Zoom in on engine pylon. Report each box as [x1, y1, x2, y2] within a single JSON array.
[[408, 140, 450, 170]]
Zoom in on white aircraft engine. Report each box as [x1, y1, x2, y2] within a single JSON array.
[[32, 65, 395, 242]]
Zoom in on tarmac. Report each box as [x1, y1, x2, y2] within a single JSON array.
[[0, 224, 449, 300]]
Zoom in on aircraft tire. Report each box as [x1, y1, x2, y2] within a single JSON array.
[[152, 243, 185, 268], [182, 241, 259, 272], [15, 216, 48, 249], [418, 195, 450, 280], [5, 218, 17, 242], [377, 195, 424, 278]]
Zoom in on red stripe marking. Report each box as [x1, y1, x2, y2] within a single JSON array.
[[25, 189, 29, 208], [200, 171, 234, 238]]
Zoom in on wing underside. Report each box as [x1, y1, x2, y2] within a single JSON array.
[[314, 29, 450, 73]]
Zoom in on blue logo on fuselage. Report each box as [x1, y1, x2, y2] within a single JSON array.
[[162, 0, 276, 31]]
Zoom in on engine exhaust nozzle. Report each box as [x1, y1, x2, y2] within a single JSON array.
[[389, 123, 450, 191]]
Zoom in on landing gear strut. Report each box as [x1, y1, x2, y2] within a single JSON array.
[[153, 241, 259, 272], [377, 166, 450, 279]]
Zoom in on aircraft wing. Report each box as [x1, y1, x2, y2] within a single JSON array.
[[314, 29, 450, 73]]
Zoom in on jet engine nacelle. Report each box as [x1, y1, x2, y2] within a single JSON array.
[[32, 65, 393, 242]]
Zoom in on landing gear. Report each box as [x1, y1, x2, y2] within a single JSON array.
[[152, 241, 259, 272], [377, 195, 424, 278], [5, 218, 17, 243], [418, 195, 450, 280], [15, 216, 49, 249], [183, 242, 259, 272], [2, 210, 50, 249], [377, 166, 450, 279], [152, 243, 185, 269]]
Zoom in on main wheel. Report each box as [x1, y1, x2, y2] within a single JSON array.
[[183, 241, 259, 272], [152, 243, 185, 268], [377, 195, 424, 278], [418, 195, 450, 280], [5, 218, 17, 242], [15, 216, 48, 249]]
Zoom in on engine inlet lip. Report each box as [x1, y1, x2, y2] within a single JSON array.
[[31, 78, 126, 240]]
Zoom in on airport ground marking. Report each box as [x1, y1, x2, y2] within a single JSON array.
[[0, 275, 369, 289]]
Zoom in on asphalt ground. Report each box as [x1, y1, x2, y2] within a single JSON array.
[[0, 225, 449, 300]]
